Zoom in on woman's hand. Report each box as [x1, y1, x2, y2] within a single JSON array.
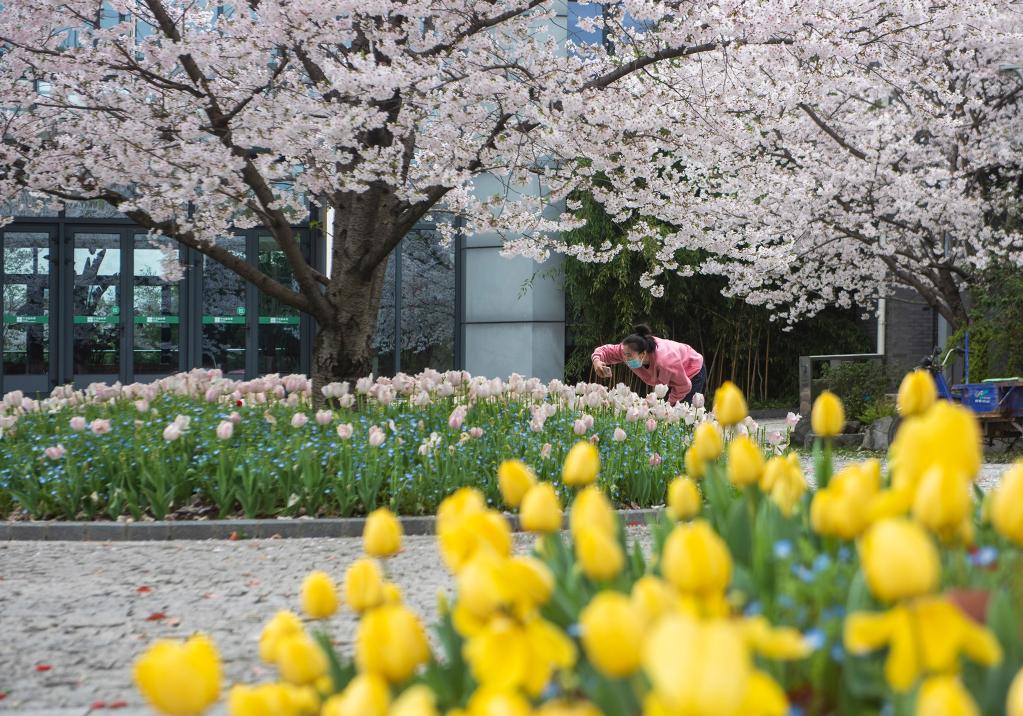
[[592, 358, 612, 379]]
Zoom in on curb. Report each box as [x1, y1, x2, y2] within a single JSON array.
[[0, 508, 664, 542]]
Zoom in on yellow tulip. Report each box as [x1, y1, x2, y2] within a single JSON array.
[[498, 459, 537, 508], [897, 369, 937, 417], [991, 463, 1023, 545], [759, 455, 806, 517], [563, 441, 600, 487], [327, 674, 390, 716], [383, 581, 403, 605], [300, 570, 339, 620], [690, 422, 723, 462], [845, 597, 1001, 692], [465, 687, 532, 716], [630, 575, 676, 627], [1008, 665, 1023, 716], [364, 508, 403, 558], [917, 675, 980, 716], [811, 390, 845, 437], [662, 520, 732, 597], [535, 700, 602, 716], [259, 611, 304, 664], [569, 485, 617, 540], [228, 683, 319, 716], [456, 553, 505, 620], [355, 604, 431, 683], [519, 482, 563, 533], [276, 632, 328, 686], [579, 591, 645, 677], [811, 461, 882, 540], [464, 615, 575, 697], [741, 616, 812, 660], [388, 685, 438, 716], [890, 401, 982, 493], [575, 524, 624, 582], [499, 555, 555, 614], [859, 518, 939, 602], [436, 487, 487, 533], [713, 381, 748, 427], [727, 435, 764, 488], [684, 446, 706, 479], [667, 476, 701, 520], [912, 465, 972, 538], [344, 558, 385, 613], [643, 615, 751, 716], [737, 670, 790, 716], [438, 509, 513, 573], [133, 634, 222, 716]]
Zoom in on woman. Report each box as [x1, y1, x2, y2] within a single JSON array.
[[591, 324, 706, 406]]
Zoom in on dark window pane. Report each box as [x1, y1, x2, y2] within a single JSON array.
[[133, 234, 181, 375], [257, 234, 300, 374], [73, 232, 122, 375], [400, 230, 455, 374], [3, 232, 51, 376], [201, 236, 247, 376]]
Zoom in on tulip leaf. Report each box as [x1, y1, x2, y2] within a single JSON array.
[[313, 631, 353, 695], [724, 499, 752, 567], [978, 589, 1022, 713]]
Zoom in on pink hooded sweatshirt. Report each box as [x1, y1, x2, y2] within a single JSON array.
[[592, 337, 704, 405]]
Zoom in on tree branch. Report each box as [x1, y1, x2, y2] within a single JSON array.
[[798, 102, 868, 160]]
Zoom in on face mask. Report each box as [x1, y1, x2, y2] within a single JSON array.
[[626, 357, 643, 369]]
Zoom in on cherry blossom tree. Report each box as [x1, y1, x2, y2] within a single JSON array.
[[1, 0, 1020, 395]]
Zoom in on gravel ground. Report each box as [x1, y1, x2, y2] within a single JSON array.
[[0, 451, 1014, 713]]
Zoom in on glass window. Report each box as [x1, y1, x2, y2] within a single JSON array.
[[400, 230, 455, 374], [257, 234, 301, 375], [2, 232, 51, 376], [201, 236, 247, 376], [0, 190, 60, 218], [73, 232, 122, 376], [133, 234, 181, 375], [372, 253, 397, 377], [65, 198, 126, 219]]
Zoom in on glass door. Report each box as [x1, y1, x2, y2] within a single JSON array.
[[257, 234, 301, 374], [72, 231, 124, 386], [1, 228, 56, 396], [201, 235, 248, 377], [133, 234, 183, 379]]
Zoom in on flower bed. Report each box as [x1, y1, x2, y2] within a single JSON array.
[[132, 376, 1023, 716], [0, 370, 785, 521]]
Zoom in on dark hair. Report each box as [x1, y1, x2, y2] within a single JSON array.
[[622, 323, 656, 354]]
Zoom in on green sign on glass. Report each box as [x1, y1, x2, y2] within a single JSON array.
[[202, 315, 246, 325], [235, 306, 246, 316], [73, 315, 119, 325], [134, 316, 180, 325], [258, 316, 300, 325], [3, 315, 48, 325]]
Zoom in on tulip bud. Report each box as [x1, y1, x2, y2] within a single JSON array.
[[580, 592, 644, 677], [726, 435, 764, 488], [322, 673, 390, 716], [519, 483, 563, 534], [1007, 665, 1023, 716], [569, 485, 616, 541], [912, 465, 971, 537], [667, 477, 701, 520], [300, 571, 339, 620], [344, 558, 385, 613], [574, 525, 624, 582], [630, 575, 675, 627], [363, 508, 402, 558], [690, 422, 723, 463], [991, 463, 1023, 546], [389, 685, 439, 716], [456, 554, 504, 620], [811, 391, 845, 438], [276, 632, 328, 686], [713, 381, 748, 427], [498, 459, 537, 508], [860, 518, 939, 602], [258, 611, 304, 664], [662, 520, 732, 597], [133, 635, 222, 716], [897, 369, 937, 417], [563, 441, 600, 487], [355, 605, 430, 683]]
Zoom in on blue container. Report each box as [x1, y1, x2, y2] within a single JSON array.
[[958, 383, 1001, 413]]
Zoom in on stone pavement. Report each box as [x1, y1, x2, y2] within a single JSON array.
[[0, 535, 480, 713]]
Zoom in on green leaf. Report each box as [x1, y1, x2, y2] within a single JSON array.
[[724, 499, 753, 567], [313, 631, 353, 695]]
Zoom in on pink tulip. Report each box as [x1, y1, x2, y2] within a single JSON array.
[[44, 444, 65, 460], [70, 416, 87, 431], [785, 412, 801, 428], [228, 411, 242, 424], [315, 409, 333, 426], [582, 414, 594, 430], [613, 427, 627, 442], [646, 418, 658, 433], [648, 452, 663, 466], [134, 399, 149, 413], [469, 426, 484, 439], [204, 388, 219, 402], [768, 430, 784, 446], [691, 393, 705, 409], [291, 413, 309, 428], [216, 421, 234, 440], [337, 423, 354, 440], [368, 426, 386, 447], [540, 443, 552, 459], [573, 419, 587, 436], [163, 423, 181, 441], [90, 419, 111, 435], [448, 406, 467, 431]]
